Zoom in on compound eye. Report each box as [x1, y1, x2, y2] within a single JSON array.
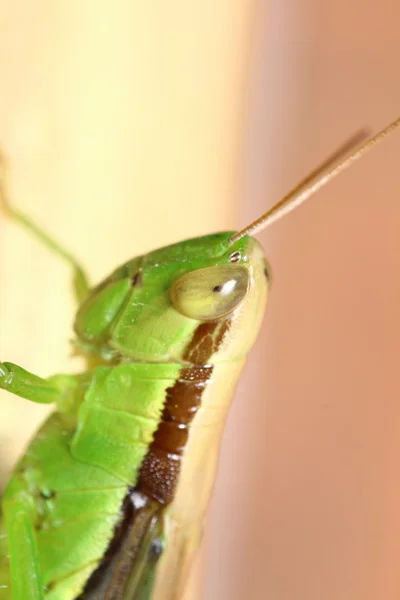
[[171, 265, 249, 321]]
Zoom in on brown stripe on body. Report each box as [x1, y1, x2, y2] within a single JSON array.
[[79, 320, 230, 598], [136, 319, 230, 505]]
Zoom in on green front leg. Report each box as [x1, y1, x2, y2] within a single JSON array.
[[0, 363, 87, 414], [0, 363, 59, 405], [0, 153, 90, 303]]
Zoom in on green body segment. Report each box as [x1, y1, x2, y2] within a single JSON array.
[[0, 230, 269, 600], [1, 363, 179, 598]]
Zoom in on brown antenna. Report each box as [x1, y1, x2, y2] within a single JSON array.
[[229, 116, 400, 245]]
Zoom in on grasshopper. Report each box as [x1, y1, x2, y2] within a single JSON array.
[[0, 117, 399, 599]]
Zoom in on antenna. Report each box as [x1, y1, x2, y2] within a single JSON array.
[[229, 116, 400, 245]]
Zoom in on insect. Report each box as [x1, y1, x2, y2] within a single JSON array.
[[0, 116, 399, 600]]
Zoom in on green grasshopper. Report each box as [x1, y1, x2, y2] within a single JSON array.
[[0, 116, 399, 600]]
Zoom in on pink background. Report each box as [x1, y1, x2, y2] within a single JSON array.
[[205, 1, 400, 599]]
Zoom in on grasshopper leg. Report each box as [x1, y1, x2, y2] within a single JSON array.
[[0, 362, 65, 405], [0, 153, 90, 303]]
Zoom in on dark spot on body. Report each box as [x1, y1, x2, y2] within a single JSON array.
[[149, 537, 164, 558], [263, 261, 272, 283], [131, 269, 143, 287], [212, 284, 222, 292]]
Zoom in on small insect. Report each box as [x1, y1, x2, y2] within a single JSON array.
[[0, 116, 399, 600]]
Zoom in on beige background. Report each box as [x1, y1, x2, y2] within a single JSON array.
[[0, 2, 400, 600]]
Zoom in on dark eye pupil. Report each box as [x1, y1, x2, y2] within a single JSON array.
[[229, 251, 241, 263], [212, 285, 222, 293]]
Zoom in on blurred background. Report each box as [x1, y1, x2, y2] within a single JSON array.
[[0, 1, 400, 599]]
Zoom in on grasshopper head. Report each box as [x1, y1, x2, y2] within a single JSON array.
[[74, 117, 400, 364], [74, 232, 269, 364]]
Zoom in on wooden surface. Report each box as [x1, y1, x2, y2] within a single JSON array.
[[2, 2, 400, 600]]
